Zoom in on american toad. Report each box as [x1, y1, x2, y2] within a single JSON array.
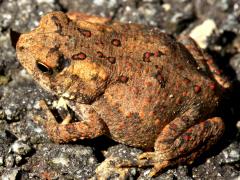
[[16, 11, 230, 177]]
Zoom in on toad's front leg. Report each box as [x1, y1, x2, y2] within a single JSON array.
[[35, 100, 108, 143], [136, 108, 224, 177]]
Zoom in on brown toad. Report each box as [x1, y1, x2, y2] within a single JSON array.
[[16, 11, 230, 177]]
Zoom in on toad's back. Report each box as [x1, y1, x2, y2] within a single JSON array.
[[91, 22, 222, 149]]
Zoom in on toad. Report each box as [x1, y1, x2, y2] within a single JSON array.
[[16, 11, 230, 177]]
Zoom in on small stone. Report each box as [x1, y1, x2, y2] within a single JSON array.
[[230, 53, 240, 81], [0, 156, 3, 166], [189, 19, 216, 49], [236, 121, 240, 129], [169, 94, 174, 98], [0, 75, 10, 85], [51, 154, 70, 166], [15, 154, 23, 165], [162, 3, 171, 11], [229, 150, 240, 159], [10, 140, 32, 156], [1, 169, 19, 180], [5, 154, 15, 167]]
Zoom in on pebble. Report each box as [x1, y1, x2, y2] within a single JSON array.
[[1, 169, 19, 180], [5, 154, 15, 168], [0, 156, 4, 166], [10, 140, 32, 156], [230, 53, 240, 81], [190, 19, 217, 48]]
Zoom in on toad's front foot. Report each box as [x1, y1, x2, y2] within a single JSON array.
[[34, 100, 107, 143]]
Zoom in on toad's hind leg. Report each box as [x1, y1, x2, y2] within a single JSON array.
[[35, 100, 108, 143], [178, 36, 230, 88], [135, 108, 224, 177]]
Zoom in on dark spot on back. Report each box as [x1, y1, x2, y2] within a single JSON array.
[[183, 78, 191, 85], [118, 75, 129, 83], [208, 82, 216, 91], [97, 51, 105, 58], [111, 39, 121, 47], [143, 52, 153, 62], [78, 28, 91, 37], [194, 85, 201, 93], [72, 52, 87, 60], [154, 50, 164, 57], [51, 16, 63, 34], [107, 57, 116, 64], [154, 70, 167, 88]]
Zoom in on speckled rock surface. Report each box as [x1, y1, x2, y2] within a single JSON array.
[[0, 0, 240, 179]]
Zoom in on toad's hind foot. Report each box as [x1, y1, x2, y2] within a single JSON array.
[[114, 152, 171, 177], [94, 156, 137, 180], [136, 152, 171, 177], [117, 114, 225, 177]]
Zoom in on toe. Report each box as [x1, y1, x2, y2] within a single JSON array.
[[148, 161, 169, 177], [138, 152, 155, 160]]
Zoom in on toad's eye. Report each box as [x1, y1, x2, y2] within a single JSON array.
[[36, 61, 53, 75]]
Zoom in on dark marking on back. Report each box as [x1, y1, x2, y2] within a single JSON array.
[[107, 57, 116, 64], [194, 85, 201, 93], [154, 50, 164, 57], [118, 75, 129, 83], [72, 52, 87, 60], [143, 52, 153, 62], [154, 70, 167, 88], [111, 39, 121, 47], [96, 51, 105, 58], [78, 28, 91, 37], [51, 16, 63, 34]]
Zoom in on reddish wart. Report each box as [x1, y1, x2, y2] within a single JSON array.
[[72, 52, 86, 60], [111, 39, 121, 47]]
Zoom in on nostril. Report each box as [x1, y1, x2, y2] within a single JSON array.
[[36, 61, 53, 75], [18, 46, 25, 51]]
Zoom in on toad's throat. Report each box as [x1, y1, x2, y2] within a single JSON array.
[[69, 61, 109, 82]]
